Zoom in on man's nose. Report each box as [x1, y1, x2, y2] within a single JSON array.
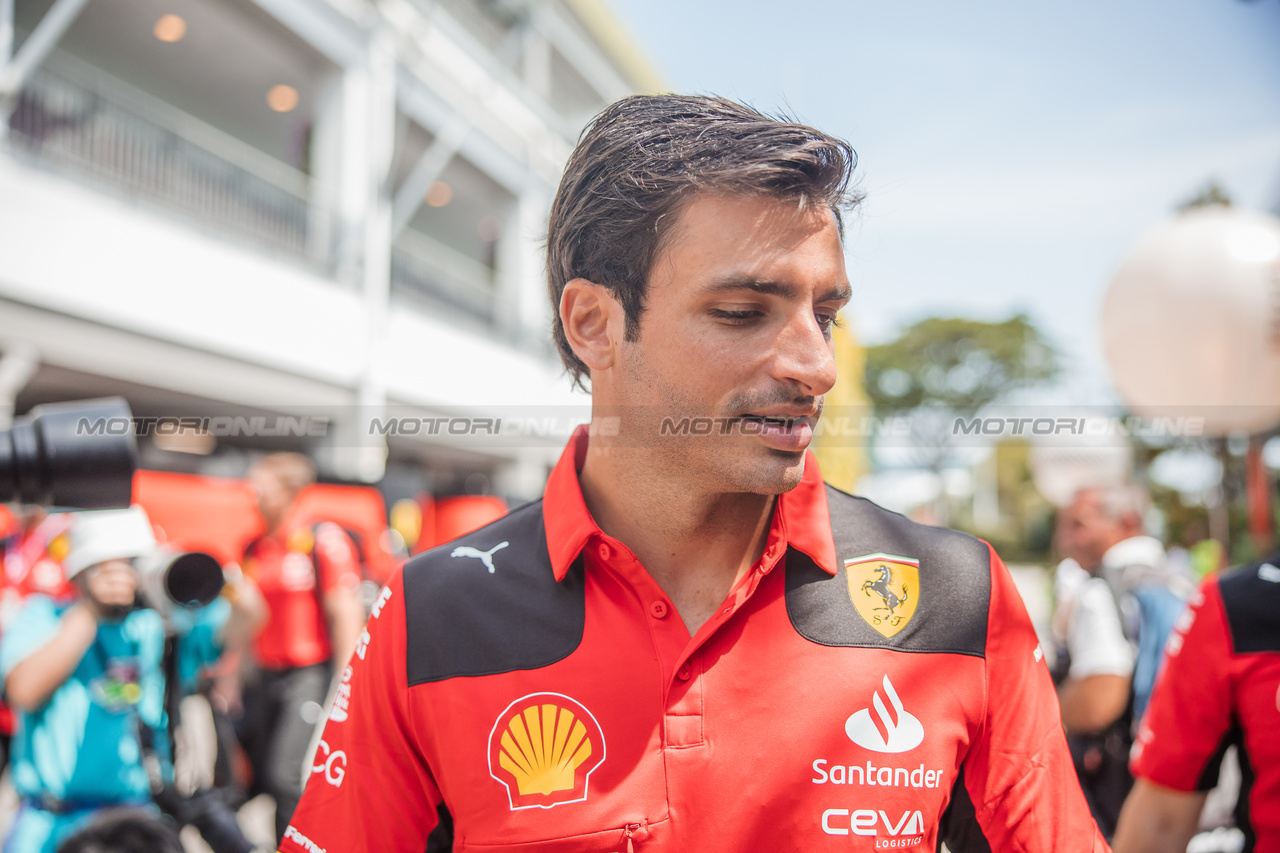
[[769, 310, 838, 396]]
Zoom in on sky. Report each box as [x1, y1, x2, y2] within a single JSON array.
[[605, 0, 1280, 405]]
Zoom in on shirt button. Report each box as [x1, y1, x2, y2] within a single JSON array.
[[677, 664, 692, 681], [650, 600, 668, 619], [597, 543, 612, 561]]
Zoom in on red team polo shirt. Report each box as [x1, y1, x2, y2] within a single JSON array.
[[1132, 557, 1280, 853], [243, 515, 363, 669], [280, 431, 1103, 852], [1, 513, 74, 604]]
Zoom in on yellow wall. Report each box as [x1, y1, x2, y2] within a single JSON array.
[[811, 316, 870, 493], [564, 0, 666, 94]]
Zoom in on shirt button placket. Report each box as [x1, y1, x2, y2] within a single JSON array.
[[665, 653, 703, 747]]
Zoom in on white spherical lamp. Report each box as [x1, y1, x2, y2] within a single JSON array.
[[1100, 206, 1280, 436]]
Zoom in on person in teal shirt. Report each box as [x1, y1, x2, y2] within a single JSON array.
[[0, 507, 262, 853]]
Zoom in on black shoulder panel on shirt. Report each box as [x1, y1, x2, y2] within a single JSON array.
[[785, 485, 990, 657], [1218, 554, 1280, 654], [402, 499, 586, 685]]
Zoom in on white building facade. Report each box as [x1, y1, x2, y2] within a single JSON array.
[[0, 0, 659, 501]]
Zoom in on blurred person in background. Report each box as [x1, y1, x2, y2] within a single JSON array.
[[0, 507, 262, 853], [231, 452, 363, 843], [1056, 482, 1189, 839], [1112, 550, 1280, 853], [0, 508, 75, 769], [1049, 556, 1089, 684], [1, 508, 75, 606]]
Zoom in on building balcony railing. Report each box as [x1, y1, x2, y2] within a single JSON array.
[[1, 50, 555, 345], [391, 228, 497, 327], [4, 52, 328, 265]]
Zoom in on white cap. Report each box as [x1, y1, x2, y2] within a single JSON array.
[[63, 506, 157, 578]]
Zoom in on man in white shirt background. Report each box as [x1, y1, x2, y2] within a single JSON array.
[[1054, 483, 1168, 838]]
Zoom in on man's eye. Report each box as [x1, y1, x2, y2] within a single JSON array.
[[816, 312, 843, 332], [710, 309, 762, 324]]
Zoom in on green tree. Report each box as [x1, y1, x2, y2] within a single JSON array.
[[865, 314, 1062, 521]]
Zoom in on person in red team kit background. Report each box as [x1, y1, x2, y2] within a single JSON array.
[[278, 96, 1106, 852], [0, 507, 75, 763], [234, 453, 366, 843], [1113, 553, 1280, 853]]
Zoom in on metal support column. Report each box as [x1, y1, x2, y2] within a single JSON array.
[[390, 113, 469, 237], [353, 30, 397, 483], [0, 0, 91, 107], [0, 342, 38, 429], [0, 0, 14, 67]]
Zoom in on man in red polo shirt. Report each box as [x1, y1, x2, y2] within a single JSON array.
[[1113, 554, 1280, 853], [239, 453, 365, 843], [279, 96, 1103, 853]]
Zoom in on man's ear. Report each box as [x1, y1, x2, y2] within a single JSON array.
[[560, 278, 623, 372]]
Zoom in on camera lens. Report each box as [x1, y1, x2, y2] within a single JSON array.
[[0, 397, 137, 508], [164, 552, 225, 608]]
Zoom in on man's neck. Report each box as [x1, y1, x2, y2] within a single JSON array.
[[578, 441, 775, 637]]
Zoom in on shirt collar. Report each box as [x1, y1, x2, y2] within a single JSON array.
[[542, 426, 838, 582]]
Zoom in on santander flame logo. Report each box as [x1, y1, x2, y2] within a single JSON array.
[[845, 675, 924, 754]]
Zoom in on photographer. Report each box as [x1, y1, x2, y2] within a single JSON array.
[[0, 507, 263, 853]]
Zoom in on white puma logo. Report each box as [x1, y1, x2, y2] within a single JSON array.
[[450, 541, 509, 573]]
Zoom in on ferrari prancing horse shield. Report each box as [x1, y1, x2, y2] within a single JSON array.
[[845, 554, 920, 638]]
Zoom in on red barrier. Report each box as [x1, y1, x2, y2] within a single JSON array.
[[294, 484, 397, 584], [432, 495, 508, 548], [133, 471, 398, 582], [408, 493, 436, 555], [133, 470, 261, 565]]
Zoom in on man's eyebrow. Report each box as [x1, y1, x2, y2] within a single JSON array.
[[820, 283, 853, 303], [701, 276, 852, 303]]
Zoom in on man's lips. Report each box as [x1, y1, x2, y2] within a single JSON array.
[[738, 413, 818, 430], [735, 413, 817, 451]]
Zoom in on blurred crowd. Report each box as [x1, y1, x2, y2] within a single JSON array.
[[0, 453, 506, 853], [1050, 483, 1273, 853], [0, 457, 1274, 853]]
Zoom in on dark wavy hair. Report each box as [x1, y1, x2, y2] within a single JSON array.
[[547, 95, 861, 388]]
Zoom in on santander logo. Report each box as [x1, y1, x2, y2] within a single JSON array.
[[845, 675, 924, 754]]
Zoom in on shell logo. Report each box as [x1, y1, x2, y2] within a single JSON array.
[[487, 692, 606, 810]]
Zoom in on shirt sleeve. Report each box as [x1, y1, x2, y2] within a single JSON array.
[[0, 596, 61, 682], [1130, 575, 1232, 791], [279, 569, 444, 853], [312, 523, 363, 594], [1066, 578, 1134, 679], [941, 545, 1107, 853]]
